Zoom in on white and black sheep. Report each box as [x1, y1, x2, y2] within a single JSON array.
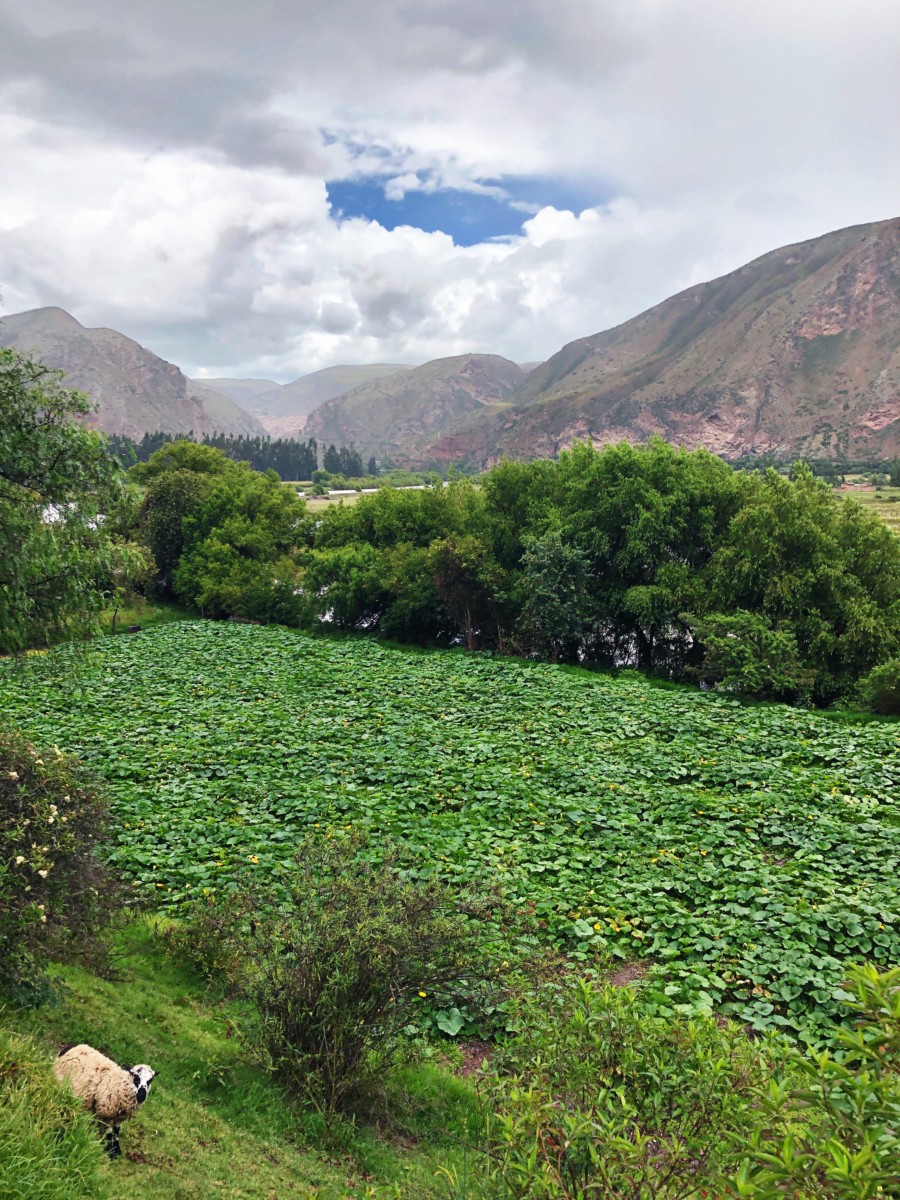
[[54, 1043, 157, 1159]]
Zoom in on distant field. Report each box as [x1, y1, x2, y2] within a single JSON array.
[[846, 486, 900, 534], [2, 622, 898, 1043], [302, 491, 364, 511]]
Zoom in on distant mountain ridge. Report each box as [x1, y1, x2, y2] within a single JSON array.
[[6, 217, 898, 464], [420, 217, 900, 466], [248, 364, 413, 440], [302, 354, 526, 458], [0, 308, 266, 439]]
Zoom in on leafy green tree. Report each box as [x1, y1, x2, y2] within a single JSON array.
[[0, 349, 148, 652], [516, 529, 591, 662], [689, 609, 815, 701], [888, 459, 900, 488], [134, 442, 310, 619], [323, 444, 341, 474], [706, 465, 900, 702], [857, 658, 900, 715], [552, 439, 741, 670], [366, 456, 378, 477], [428, 534, 505, 651]]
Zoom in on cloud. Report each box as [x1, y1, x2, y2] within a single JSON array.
[[1, 0, 898, 380]]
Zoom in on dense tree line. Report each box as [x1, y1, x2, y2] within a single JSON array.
[[108, 430, 372, 481], [129, 436, 900, 706]]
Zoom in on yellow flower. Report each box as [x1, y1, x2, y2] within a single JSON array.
[[418, 991, 427, 998], [248, 854, 260, 864]]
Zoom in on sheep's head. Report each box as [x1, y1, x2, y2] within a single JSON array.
[[129, 1064, 156, 1104]]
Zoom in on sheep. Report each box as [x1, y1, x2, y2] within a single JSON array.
[[53, 1043, 157, 1159]]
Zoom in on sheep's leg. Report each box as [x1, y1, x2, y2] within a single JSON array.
[[104, 1123, 122, 1160]]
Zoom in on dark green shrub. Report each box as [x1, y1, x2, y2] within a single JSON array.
[[0, 1025, 108, 1199], [857, 658, 900, 715], [183, 835, 502, 1113], [0, 729, 121, 998], [456, 977, 775, 1199]]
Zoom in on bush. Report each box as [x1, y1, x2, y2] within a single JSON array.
[[857, 658, 900, 715], [182, 835, 502, 1113], [736, 964, 900, 1199], [0, 730, 121, 998], [0, 1025, 108, 1199], [456, 977, 776, 1199]]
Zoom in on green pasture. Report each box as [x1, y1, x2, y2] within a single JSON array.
[[848, 486, 900, 534], [2, 622, 898, 1043]]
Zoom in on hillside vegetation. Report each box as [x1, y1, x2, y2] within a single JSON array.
[[3, 622, 898, 1042]]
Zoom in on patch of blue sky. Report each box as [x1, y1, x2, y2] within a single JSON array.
[[326, 175, 608, 247]]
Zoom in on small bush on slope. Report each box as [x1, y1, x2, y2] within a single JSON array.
[[857, 658, 900, 716], [180, 835, 504, 1114], [0, 1025, 108, 1200], [449, 976, 780, 1200], [0, 730, 122, 999], [449, 968, 900, 1200]]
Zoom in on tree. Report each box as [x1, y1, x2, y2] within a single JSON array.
[[367, 456, 378, 478], [516, 529, 591, 662], [0, 349, 148, 652], [323, 444, 341, 474]]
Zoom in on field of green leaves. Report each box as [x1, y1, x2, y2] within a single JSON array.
[[2, 622, 898, 1043]]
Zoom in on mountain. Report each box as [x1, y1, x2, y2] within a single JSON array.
[[250, 364, 413, 439], [302, 354, 526, 458], [422, 217, 900, 466], [0, 308, 266, 439], [191, 377, 281, 407]]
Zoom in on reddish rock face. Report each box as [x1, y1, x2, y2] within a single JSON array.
[[420, 217, 900, 467]]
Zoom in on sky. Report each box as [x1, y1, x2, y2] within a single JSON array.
[[0, 0, 898, 382]]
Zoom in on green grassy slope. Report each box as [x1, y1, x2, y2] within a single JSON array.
[[2, 923, 474, 1200]]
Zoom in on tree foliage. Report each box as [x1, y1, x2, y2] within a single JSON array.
[[0, 349, 149, 653], [127, 436, 900, 705]]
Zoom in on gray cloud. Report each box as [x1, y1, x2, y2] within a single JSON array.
[[1, 0, 898, 379]]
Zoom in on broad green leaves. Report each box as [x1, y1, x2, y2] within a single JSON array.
[[1, 621, 898, 1041]]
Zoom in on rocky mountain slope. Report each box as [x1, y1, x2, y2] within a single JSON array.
[[191, 377, 282, 407], [303, 354, 525, 458], [422, 217, 900, 466], [0, 308, 266, 439], [251, 364, 413, 440]]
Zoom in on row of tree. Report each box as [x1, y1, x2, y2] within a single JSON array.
[[108, 431, 376, 481], [4, 349, 898, 706], [129, 435, 900, 706]]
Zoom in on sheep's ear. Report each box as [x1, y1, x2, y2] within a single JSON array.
[[122, 1065, 133, 1074]]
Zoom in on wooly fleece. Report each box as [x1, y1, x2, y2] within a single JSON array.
[[53, 1044, 153, 1123]]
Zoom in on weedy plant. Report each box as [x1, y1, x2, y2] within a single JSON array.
[[449, 976, 778, 1200], [733, 964, 900, 1200], [181, 834, 505, 1114]]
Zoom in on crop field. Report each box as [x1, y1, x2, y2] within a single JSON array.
[[852, 487, 900, 535], [2, 622, 898, 1043]]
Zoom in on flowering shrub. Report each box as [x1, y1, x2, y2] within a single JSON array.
[[0, 729, 120, 997]]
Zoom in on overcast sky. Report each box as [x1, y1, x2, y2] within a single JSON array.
[[1, 0, 898, 381]]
